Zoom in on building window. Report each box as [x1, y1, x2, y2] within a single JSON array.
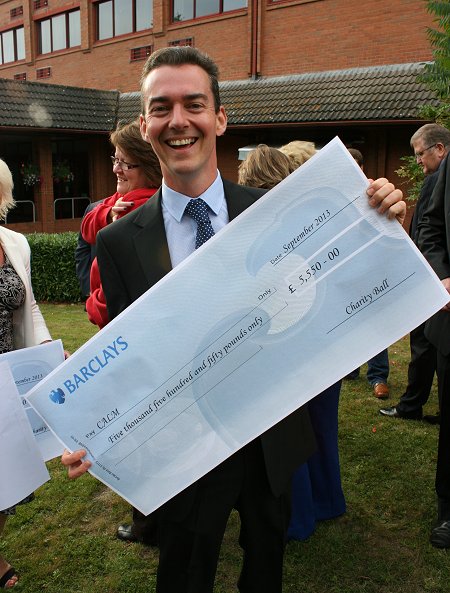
[[10, 6, 24, 18], [96, 0, 153, 41], [172, 0, 246, 21], [14, 72, 26, 80], [169, 37, 194, 47], [36, 66, 51, 78], [38, 10, 81, 55], [130, 45, 152, 61], [0, 27, 25, 64]]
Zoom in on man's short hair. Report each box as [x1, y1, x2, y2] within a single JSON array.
[[140, 47, 221, 114], [410, 123, 450, 150], [347, 148, 364, 167]]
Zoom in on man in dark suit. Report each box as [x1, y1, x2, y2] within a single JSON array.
[[380, 124, 450, 422], [419, 151, 450, 548], [62, 47, 406, 592], [74, 201, 101, 302]]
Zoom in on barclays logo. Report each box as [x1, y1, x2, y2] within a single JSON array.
[[48, 336, 129, 404], [49, 387, 65, 404]]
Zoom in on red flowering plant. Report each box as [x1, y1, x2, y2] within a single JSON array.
[[53, 160, 75, 184]]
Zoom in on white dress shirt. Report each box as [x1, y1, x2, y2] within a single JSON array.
[[161, 172, 229, 268]]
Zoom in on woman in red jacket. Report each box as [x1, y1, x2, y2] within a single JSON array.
[[82, 120, 162, 328]]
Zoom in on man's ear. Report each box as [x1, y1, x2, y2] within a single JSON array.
[[216, 106, 227, 137], [436, 142, 446, 158], [140, 114, 148, 142]]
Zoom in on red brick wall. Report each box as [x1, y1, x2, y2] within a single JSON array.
[[0, 0, 436, 91], [260, 0, 434, 77]]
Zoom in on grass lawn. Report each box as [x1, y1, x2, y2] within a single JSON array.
[[2, 303, 449, 592]]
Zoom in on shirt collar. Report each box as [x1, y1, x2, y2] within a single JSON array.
[[162, 171, 224, 222]]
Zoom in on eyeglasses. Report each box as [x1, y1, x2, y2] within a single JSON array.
[[110, 156, 140, 170], [414, 144, 437, 160]]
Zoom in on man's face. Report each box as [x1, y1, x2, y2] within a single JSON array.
[[412, 138, 446, 175], [140, 64, 227, 196]]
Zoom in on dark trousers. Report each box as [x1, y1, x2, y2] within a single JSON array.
[[156, 440, 290, 593], [397, 322, 437, 416], [131, 507, 159, 545], [436, 351, 450, 519]]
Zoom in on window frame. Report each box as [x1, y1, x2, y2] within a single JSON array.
[[37, 9, 81, 56], [0, 26, 25, 65], [95, 0, 153, 42], [171, 0, 247, 23]]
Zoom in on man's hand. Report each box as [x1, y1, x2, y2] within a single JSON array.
[[367, 178, 406, 225], [61, 449, 92, 479], [442, 278, 450, 312]]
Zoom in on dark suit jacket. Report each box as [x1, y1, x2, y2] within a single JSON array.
[[96, 179, 316, 507], [75, 200, 102, 297], [410, 168, 441, 243], [418, 154, 450, 356]]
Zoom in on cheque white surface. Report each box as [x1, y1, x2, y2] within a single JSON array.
[[27, 138, 449, 515], [0, 362, 49, 510], [0, 341, 65, 461]]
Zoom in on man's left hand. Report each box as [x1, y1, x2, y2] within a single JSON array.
[[441, 277, 450, 312], [367, 178, 406, 225]]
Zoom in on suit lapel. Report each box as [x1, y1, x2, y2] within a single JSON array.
[[132, 189, 172, 286], [223, 179, 259, 220], [128, 180, 256, 290]]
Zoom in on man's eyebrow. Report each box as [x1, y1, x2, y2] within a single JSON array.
[[183, 93, 208, 102], [148, 93, 208, 106]]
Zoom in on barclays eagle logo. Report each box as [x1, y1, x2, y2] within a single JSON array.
[[49, 388, 65, 404]]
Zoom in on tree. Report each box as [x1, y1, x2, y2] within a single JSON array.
[[395, 0, 450, 201], [420, 0, 450, 105]]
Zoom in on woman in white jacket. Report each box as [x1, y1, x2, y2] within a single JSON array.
[[0, 158, 51, 589]]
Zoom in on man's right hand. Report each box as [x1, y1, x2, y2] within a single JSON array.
[[442, 277, 450, 312], [61, 449, 92, 479]]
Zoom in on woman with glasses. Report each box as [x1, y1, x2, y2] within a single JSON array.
[[81, 119, 162, 329], [80, 120, 162, 547]]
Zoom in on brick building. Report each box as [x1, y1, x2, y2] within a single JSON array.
[[0, 0, 440, 232]]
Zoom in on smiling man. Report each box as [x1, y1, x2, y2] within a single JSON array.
[[62, 46, 406, 593]]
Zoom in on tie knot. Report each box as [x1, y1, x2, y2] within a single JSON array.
[[184, 198, 212, 224]]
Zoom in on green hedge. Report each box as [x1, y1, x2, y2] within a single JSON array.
[[27, 232, 82, 303]]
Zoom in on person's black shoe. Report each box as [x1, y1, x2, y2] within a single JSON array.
[[117, 523, 140, 543], [378, 406, 422, 420], [430, 519, 450, 548], [423, 413, 440, 425], [117, 523, 159, 546]]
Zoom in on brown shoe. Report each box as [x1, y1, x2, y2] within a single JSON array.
[[373, 382, 389, 399]]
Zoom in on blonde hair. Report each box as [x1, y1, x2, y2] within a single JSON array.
[[0, 158, 15, 221], [279, 140, 317, 169], [110, 120, 162, 188], [238, 144, 295, 190]]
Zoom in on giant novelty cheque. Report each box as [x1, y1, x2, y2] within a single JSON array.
[[27, 138, 449, 515]]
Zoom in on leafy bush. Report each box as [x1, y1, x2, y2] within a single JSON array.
[[26, 232, 82, 302], [395, 156, 425, 203]]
